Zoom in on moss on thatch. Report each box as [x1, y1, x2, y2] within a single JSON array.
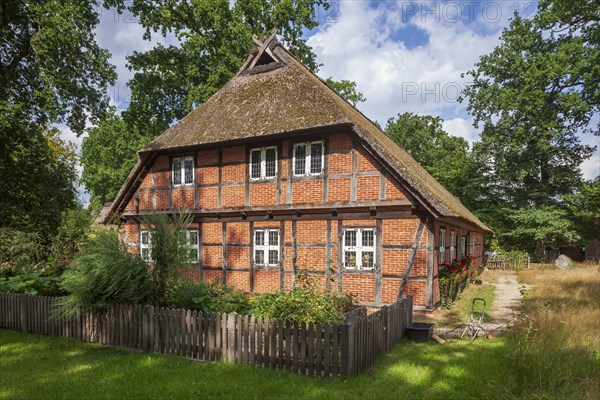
[[106, 42, 490, 232]]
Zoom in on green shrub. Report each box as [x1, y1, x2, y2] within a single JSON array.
[[250, 273, 354, 324], [141, 212, 193, 305], [0, 272, 63, 296], [0, 228, 44, 277], [166, 280, 250, 314], [59, 229, 152, 316]]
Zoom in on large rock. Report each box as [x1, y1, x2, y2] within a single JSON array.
[[555, 254, 573, 270]]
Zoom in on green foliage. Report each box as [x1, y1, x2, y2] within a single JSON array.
[[250, 272, 354, 324], [383, 113, 485, 208], [81, 114, 152, 205], [325, 77, 366, 106], [110, 0, 330, 136], [141, 212, 193, 305], [49, 207, 92, 268], [502, 206, 580, 257], [0, 112, 78, 246], [1, 0, 116, 134], [59, 230, 152, 316], [565, 178, 600, 243], [459, 0, 598, 253], [166, 280, 250, 314], [0, 228, 44, 277], [0, 272, 63, 296]]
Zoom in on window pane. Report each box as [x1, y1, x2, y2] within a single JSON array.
[[141, 231, 148, 245], [265, 148, 277, 178], [254, 249, 264, 265], [142, 248, 149, 261], [255, 230, 264, 246], [362, 252, 374, 269], [344, 230, 356, 247], [294, 144, 306, 175], [310, 143, 323, 174], [362, 230, 374, 247], [345, 251, 356, 268], [173, 158, 182, 185], [189, 230, 198, 245], [251, 150, 262, 179], [184, 157, 194, 184], [268, 250, 278, 265], [188, 249, 197, 262], [268, 230, 279, 246]]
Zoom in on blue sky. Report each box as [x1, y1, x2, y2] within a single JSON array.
[[63, 1, 599, 204]]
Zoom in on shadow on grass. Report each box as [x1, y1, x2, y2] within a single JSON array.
[[1, 328, 596, 399]]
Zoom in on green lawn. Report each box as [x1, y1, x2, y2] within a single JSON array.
[[1, 329, 518, 400]]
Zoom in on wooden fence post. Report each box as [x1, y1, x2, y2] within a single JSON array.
[[341, 323, 355, 376]]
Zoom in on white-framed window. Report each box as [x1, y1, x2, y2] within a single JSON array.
[[343, 228, 376, 270], [450, 230, 456, 261], [183, 229, 199, 263], [439, 228, 446, 265], [172, 155, 194, 186], [249, 147, 277, 180], [253, 229, 280, 266], [140, 230, 153, 262], [293, 141, 324, 176]]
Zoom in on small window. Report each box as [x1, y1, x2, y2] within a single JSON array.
[[172, 156, 194, 186], [293, 141, 323, 176], [254, 229, 280, 266], [140, 230, 153, 262], [450, 230, 456, 261], [343, 228, 376, 270], [184, 230, 199, 263], [249, 147, 277, 180], [439, 228, 446, 265]]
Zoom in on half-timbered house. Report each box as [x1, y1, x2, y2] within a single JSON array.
[[100, 35, 491, 310]]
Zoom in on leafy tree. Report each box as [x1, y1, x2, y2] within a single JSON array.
[[502, 206, 580, 258], [565, 178, 600, 244], [81, 113, 151, 205], [461, 0, 598, 253], [384, 113, 484, 207], [108, 0, 330, 136], [325, 77, 366, 106], [0, 106, 78, 244], [1, 0, 116, 134]]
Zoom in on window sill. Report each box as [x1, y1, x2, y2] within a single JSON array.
[[342, 267, 376, 274]]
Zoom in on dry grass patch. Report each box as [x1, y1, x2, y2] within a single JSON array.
[[508, 263, 600, 398]]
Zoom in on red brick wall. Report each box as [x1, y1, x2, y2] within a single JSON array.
[[117, 130, 485, 310]]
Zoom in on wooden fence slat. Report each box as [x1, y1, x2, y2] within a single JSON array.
[[277, 319, 284, 370], [292, 321, 299, 374], [249, 316, 256, 366], [315, 322, 323, 376], [307, 322, 315, 376], [324, 324, 331, 377]]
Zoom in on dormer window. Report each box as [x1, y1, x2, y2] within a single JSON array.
[[172, 156, 194, 186], [250, 147, 277, 180], [293, 141, 323, 176]]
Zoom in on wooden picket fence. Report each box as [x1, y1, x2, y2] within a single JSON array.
[[0, 293, 412, 377]]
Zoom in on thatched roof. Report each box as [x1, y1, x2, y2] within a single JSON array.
[[107, 40, 490, 232]]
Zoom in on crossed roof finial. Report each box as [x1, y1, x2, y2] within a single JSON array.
[[248, 28, 279, 70]]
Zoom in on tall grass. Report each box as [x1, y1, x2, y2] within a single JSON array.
[[502, 264, 600, 399]]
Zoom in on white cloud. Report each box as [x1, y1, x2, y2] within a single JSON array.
[[442, 117, 478, 143], [307, 0, 506, 129]]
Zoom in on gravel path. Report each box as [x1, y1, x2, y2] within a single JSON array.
[[487, 272, 523, 323]]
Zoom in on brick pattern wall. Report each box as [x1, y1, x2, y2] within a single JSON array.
[[118, 130, 486, 310], [119, 214, 471, 308], [125, 131, 414, 214]]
